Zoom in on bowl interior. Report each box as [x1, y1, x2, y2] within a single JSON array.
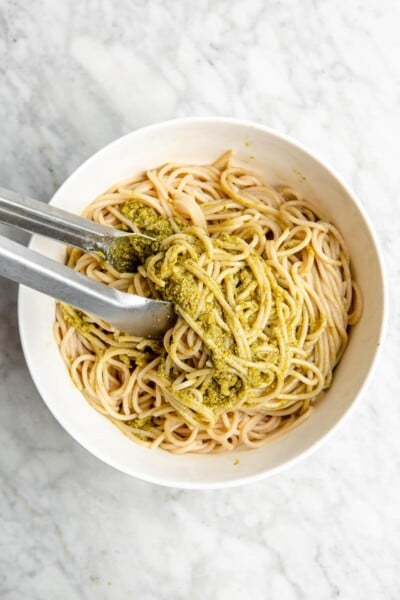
[[18, 119, 385, 488]]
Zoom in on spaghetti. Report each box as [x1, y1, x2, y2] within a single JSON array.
[[54, 152, 361, 453]]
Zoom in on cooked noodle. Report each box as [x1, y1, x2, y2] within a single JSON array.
[[54, 152, 362, 454]]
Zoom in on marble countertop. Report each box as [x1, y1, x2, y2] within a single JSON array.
[[1, 1, 399, 598]]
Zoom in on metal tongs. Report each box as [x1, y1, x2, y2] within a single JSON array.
[[0, 188, 174, 337]]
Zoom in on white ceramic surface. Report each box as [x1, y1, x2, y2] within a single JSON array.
[[18, 118, 386, 489]]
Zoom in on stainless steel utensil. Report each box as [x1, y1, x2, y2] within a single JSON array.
[[0, 188, 174, 337], [0, 187, 155, 271]]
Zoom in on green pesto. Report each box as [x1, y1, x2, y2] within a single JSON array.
[[201, 371, 245, 409], [68, 202, 297, 417], [119, 354, 131, 367], [107, 202, 187, 272], [121, 202, 176, 238], [145, 228, 289, 413], [107, 234, 160, 273], [126, 416, 155, 440], [162, 269, 201, 315], [250, 341, 280, 366], [127, 416, 154, 430], [147, 238, 247, 409], [133, 351, 158, 367], [62, 305, 93, 334]]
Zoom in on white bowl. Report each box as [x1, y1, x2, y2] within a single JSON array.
[[18, 118, 386, 489]]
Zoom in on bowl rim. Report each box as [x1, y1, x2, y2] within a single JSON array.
[[17, 116, 388, 489]]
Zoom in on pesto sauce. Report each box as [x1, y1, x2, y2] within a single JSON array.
[[127, 416, 154, 430], [68, 200, 295, 419], [121, 202, 176, 239], [126, 416, 155, 440], [108, 202, 185, 272], [62, 305, 93, 334], [141, 223, 283, 412]]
